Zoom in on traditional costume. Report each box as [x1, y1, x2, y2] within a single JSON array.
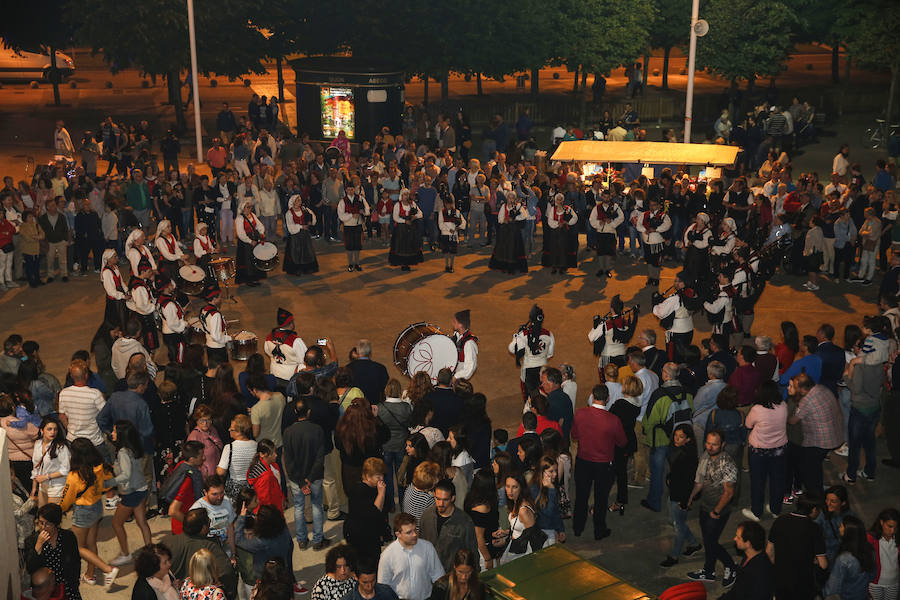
[[100, 249, 128, 329], [193, 222, 218, 269], [681, 212, 712, 286], [438, 205, 466, 272], [732, 247, 761, 340], [234, 200, 266, 285], [263, 308, 308, 387], [652, 274, 699, 363], [709, 217, 738, 275], [704, 281, 740, 341], [635, 204, 671, 287], [125, 270, 159, 351], [508, 305, 554, 394], [124, 229, 157, 276], [337, 190, 370, 271], [158, 276, 188, 364], [589, 198, 624, 276], [200, 287, 231, 364], [544, 198, 579, 273], [283, 197, 318, 275], [588, 295, 638, 369], [154, 220, 185, 282], [489, 194, 528, 273], [389, 195, 423, 269], [452, 309, 478, 380]]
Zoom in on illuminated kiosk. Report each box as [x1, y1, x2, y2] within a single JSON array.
[[291, 57, 404, 143]]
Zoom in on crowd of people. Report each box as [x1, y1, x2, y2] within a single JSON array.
[[1, 94, 900, 600]]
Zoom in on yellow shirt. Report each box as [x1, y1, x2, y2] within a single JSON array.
[[59, 465, 111, 511]]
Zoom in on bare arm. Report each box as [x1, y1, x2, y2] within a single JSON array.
[[169, 499, 184, 523], [766, 541, 775, 563]]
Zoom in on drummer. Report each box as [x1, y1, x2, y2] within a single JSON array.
[[193, 221, 219, 269], [200, 286, 231, 364], [283, 195, 318, 275], [124, 228, 157, 276], [101, 248, 129, 330], [264, 308, 308, 391], [338, 181, 371, 272], [235, 199, 266, 287], [451, 309, 478, 382], [155, 219, 185, 282], [158, 275, 188, 363], [126, 262, 160, 352]]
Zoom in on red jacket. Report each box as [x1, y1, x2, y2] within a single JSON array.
[[247, 457, 285, 513], [0, 219, 15, 248], [868, 532, 900, 585]]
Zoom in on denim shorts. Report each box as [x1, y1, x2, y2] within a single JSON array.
[[120, 489, 148, 508], [72, 501, 103, 527]]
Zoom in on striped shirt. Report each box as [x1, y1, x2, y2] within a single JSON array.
[[402, 486, 435, 529], [58, 385, 106, 446], [217, 439, 258, 482]]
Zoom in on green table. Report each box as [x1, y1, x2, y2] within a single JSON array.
[[481, 545, 653, 600]]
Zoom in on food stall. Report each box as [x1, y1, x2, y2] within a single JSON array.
[[550, 141, 741, 184], [481, 546, 653, 600], [290, 57, 404, 142]]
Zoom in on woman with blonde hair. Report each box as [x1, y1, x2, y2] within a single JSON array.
[[216, 414, 257, 509], [402, 460, 441, 527], [609, 378, 642, 514], [180, 548, 224, 600]]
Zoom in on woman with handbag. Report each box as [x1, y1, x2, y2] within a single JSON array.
[[1, 392, 39, 490], [216, 414, 257, 510], [497, 472, 548, 565], [31, 417, 71, 506]]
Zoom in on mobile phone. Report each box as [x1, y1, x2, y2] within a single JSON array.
[[317, 338, 327, 346]]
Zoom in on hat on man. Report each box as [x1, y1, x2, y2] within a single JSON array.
[[277, 308, 294, 329]]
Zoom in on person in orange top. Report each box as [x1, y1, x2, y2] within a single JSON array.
[[58, 438, 119, 589]]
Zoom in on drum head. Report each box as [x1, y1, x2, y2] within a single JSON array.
[[253, 242, 277, 261], [407, 335, 458, 382], [180, 265, 205, 282], [187, 317, 202, 329]]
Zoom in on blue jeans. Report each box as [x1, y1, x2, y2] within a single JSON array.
[[288, 478, 324, 544], [748, 445, 786, 517], [521, 220, 536, 255], [646, 446, 670, 511], [382, 449, 405, 512], [669, 500, 698, 556], [847, 407, 879, 480], [627, 225, 643, 257], [839, 387, 852, 443], [699, 508, 735, 573]]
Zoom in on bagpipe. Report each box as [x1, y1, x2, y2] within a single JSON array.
[[592, 304, 640, 356]]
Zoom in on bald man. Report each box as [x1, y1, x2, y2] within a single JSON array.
[[26, 568, 64, 600], [58, 360, 109, 459]]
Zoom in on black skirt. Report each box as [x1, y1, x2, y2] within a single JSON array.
[[284, 230, 318, 274], [235, 240, 266, 284], [344, 225, 363, 251], [104, 297, 128, 329], [596, 232, 617, 256], [159, 259, 179, 283], [389, 223, 423, 266], [440, 234, 459, 255], [490, 222, 528, 272], [805, 251, 823, 272], [683, 246, 709, 285], [132, 311, 160, 351], [548, 226, 578, 269]]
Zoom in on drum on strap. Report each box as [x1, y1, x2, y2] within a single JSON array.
[[187, 317, 206, 346], [393, 322, 458, 383], [209, 257, 237, 285], [252, 242, 279, 272], [230, 330, 258, 361], [178, 264, 208, 296]]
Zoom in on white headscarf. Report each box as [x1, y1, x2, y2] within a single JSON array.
[[125, 228, 144, 252], [722, 217, 737, 232], [100, 249, 117, 279], [238, 199, 254, 215], [696, 212, 710, 225], [156, 220, 171, 235]]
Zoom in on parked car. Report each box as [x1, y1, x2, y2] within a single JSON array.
[[0, 41, 75, 81]]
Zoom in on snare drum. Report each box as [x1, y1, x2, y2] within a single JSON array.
[[231, 330, 258, 361], [178, 264, 207, 296], [187, 317, 206, 346], [252, 242, 279, 272], [393, 322, 458, 382], [209, 257, 237, 284]]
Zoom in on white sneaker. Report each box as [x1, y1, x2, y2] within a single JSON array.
[[109, 554, 132, 567], [741, 508, 761, 522], [807, 283, 820, 291], [834, 443, 849, 457], [5, 281, 19, 288], [103, 567, 119, 591], [104, 496, 120, 510]]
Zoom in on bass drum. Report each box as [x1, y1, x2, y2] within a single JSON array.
[[178, 264, 208, 296], [252, 242, 279, 272], [187, 317, 206, 346], [393, 322, 458, 383]]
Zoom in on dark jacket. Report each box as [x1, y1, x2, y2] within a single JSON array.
[[282, 394, 339, 453], [718, 552, 774, 600], [132, 577, 158, 600], [816, 341, 845, 395], [24, 529, 81, 586], [97, 389, 155, 453], [644, 346, 666, 377], [419, 506, 479, 571], [610, 399, 640, 454], [75, 210, 103, 241], [547, 388, 574, 443], [234, 515, 293, 578], [161, 531, 237, 599], [347, 358, 390, 405], [666, 446, 699, 505], [425, 387, 463, 436], [282, 419, 325, 483], [344, 583, 399, 600], [38, 212, 69, 243]]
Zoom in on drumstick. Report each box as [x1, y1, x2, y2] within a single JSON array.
[[225, 319, 241, 325]]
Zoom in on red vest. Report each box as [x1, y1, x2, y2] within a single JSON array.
[[159, 294, 184, 319], [104, 267, 125, 300], [456, 331, 478, 362]]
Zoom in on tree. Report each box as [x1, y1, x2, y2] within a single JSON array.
[[74, 0, 269, 132], [650, 0, 691, 89], [843, 0, 900, 123], [695, 0, 796, 95], [1, 0, 76, 105]]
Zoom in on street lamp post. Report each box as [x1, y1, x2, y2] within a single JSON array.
[[683, 0, 701, 144], [187, 0, 203, 163]]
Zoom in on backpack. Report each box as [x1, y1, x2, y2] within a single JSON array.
[[159, 461, 202, 503], [657, 391, 692, 443]]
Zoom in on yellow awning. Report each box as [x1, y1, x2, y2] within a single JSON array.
[[550, 141, 740, 167]]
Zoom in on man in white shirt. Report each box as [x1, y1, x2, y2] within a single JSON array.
[[58, 360, 109, 461], [111, 318, 156, 381], [190, 474, 236, 557], [378, 513, 444, 600], [264, 307, 307, 390]]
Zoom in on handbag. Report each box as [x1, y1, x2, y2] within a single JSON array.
[[506, 508, 548, 555], [862, 237, 877, 252]]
